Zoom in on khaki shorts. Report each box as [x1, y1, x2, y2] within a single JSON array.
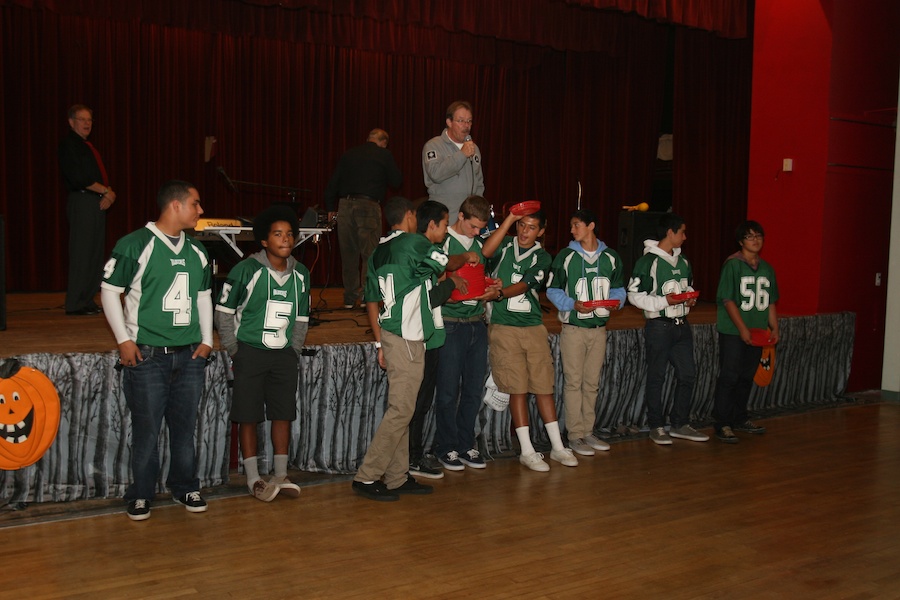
[[488, 324, 555, 395]]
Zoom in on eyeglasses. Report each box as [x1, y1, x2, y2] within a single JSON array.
[[743, 233, 764, 241], [453, 119, 473, 125], [74, 118, 93, 123]]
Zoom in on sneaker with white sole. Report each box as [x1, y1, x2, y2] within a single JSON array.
[[439, 450, 465, 471], [173, 491, 208, 513], [459, 449, 486, 469], [270, 475, 301, 498], [569, 438, 595, 456], [127, 499, 151, 521], [251, 479, 280, 502], [550, 448, 579, 467], [584, 433, 611, 452], [409, 454, 445, 479], [649, 427, 673, 445], [519, 452, 550, 472], [669, 424, 710, 442]]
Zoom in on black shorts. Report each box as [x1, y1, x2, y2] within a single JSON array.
[[230, 342, 299, 423]]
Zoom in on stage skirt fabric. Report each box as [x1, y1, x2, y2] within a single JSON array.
[[0, 313, 854, 503]]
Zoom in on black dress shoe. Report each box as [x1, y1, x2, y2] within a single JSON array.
[[351, 480, 399, 502]]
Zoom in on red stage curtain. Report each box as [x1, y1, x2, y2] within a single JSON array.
[[0, 1, 748, 292], [672, 25, 753, 296]]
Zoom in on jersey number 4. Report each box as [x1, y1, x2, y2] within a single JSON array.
[[163, 272, 193, 326]]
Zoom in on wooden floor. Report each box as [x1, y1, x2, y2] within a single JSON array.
[[5, 402, 899, 598], [0, 290, 718, 356]]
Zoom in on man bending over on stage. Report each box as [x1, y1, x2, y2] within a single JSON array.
[[352, 200, 477, 501], [101, 180, 213, 521], [215, 206, 310, 502]]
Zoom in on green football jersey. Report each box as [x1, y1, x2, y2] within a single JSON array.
[[101, 222, 212, 347], [488, 238, 551, 327], [716, 253, 779, 334], [364, 230, 448, 349], [548, 246, 624, 327], [628, 245, 694, 319], [215, 255, 311, 351], [442, 228, 486, 319]]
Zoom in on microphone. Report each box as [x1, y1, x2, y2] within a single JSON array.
[[217, 166, 238, 193], [464, 135, 473, 161]]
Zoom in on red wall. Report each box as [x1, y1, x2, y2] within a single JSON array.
[[748, 0, 899, 390]]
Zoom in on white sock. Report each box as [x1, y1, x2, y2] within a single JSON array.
[[516, 426, 536, 456], [544, 421, 566, 452], [243, 456, 260, 489], [274, 454, 288, 478]]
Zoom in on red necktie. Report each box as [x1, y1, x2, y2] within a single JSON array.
[[84, 140, 109, 186]]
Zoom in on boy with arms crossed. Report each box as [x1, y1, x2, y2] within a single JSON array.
[[215, 206, 310, 501], [713, 220, 779, 443], [627, 213, 708, 445], [546, 209, 625, 456], [482, 210, 578, 472]]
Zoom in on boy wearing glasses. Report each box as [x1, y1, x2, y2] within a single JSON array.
[[713, 220, 780, 443]]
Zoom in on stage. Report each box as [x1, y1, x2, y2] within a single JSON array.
[[0, 291, 855, 503]]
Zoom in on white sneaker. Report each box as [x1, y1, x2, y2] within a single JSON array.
[[519, 452, 550, 472], [569, 438, 595, 456], [649, 427, 673, 445], [550, 448, 578, 467], [585, 433, 611, 452], [270, 475, 302, 498]]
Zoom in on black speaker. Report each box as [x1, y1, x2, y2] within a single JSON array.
[[617, 210, 666, 284], [0, 214, 5, 331]]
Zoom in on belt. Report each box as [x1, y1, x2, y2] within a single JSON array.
[[145, 344, 194, 354], [654, 316, 687, 326], [563, 323, 605, 330], [73, 189, 100, 195], [443, 315, 484, 323], [342, 194, 377, 202]]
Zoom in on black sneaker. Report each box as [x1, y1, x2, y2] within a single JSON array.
[[173, 491, 208, 513], [352, 480, 399, 502], [127, 499, 151, 521], [716, 426, 739, 444], [438, 450, 465, 471], [409, 455, 444, 480], [733, 421, 767, 434], [393, 475, 434, 495]]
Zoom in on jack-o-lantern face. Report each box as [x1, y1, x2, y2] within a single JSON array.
[[754, 345, 776, 387], [0, 359, 60, 470]]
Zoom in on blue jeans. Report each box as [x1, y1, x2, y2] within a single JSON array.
[[644, 318, 696, 429], [713, 333, 762, 430], [434, 320, 488, 456], [122, 345, 207, 500]]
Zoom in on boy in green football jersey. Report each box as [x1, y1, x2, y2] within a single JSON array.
[[101, 180, 213, 521], [628, 213, 708, 445], [353, 200, 477, 501], [215, 205, 310, 501], [547, 209, 625, 456], [713, 220, 780, 443], [482, 209, 578, 472]]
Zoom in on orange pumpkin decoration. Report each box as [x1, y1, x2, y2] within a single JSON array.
[[754, 345, 776, 387], [0, 359, 61, 470]]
